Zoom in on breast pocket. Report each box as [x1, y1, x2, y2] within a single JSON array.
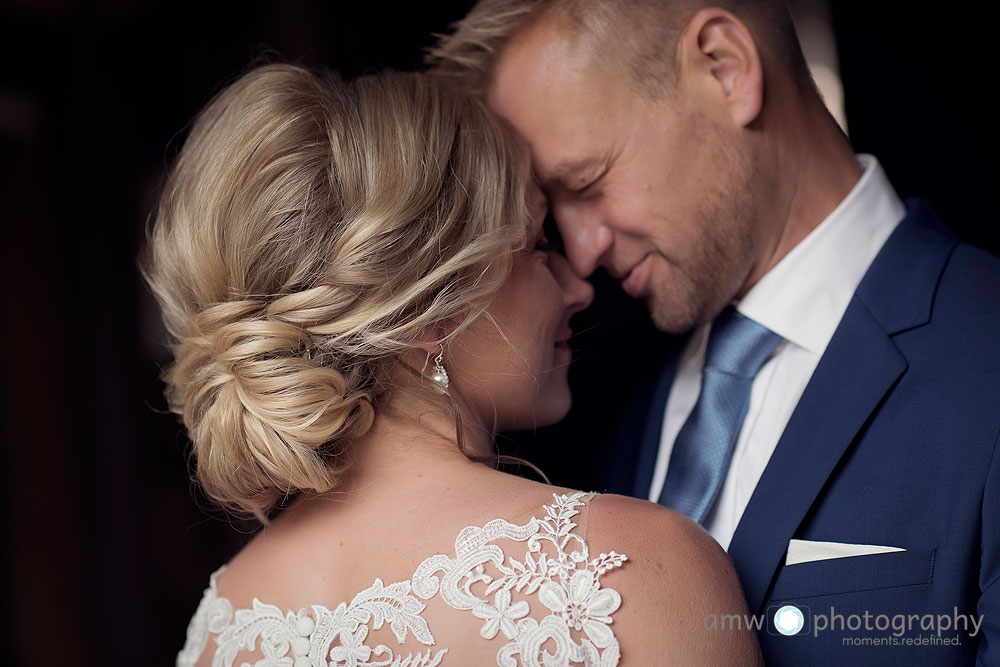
[[768, 547, 937, 601]]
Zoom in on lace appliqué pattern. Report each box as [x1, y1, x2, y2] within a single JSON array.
[[178, 492, 627, 667], [177, 572, 444, 667], [412, 491, 627, 666]]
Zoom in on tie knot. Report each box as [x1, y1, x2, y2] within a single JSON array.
[[704, 306, 783, 378]]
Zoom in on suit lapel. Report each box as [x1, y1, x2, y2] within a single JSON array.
[[727, 199, 956, 613], [728, 300, 907, 612]]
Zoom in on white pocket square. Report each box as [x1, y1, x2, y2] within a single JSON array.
[[786, 539, 905, 566]]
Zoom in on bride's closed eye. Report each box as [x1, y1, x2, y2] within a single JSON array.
[[534, 233, 557, 254], [541, 210, 564, 254], [530, 212, 563, 258]]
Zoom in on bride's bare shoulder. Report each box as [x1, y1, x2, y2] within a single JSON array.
[[587, 493, 721, 563], [587, 494, 763, 666], [586, 494, 735, 603]]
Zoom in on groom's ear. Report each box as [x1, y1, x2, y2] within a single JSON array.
[[676, 8, 764, 127]]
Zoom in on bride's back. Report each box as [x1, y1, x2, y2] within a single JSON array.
[[181, 461, 759, 666]]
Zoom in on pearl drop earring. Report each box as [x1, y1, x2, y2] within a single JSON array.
[[430, 344, 449, 389]]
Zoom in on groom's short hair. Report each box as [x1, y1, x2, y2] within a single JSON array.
[[428, 0, 813, 99]]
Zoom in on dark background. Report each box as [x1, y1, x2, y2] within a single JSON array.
[[0, 1, 995, 665]]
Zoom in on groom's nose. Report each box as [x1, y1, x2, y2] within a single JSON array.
[[553, 203, 613, 279]]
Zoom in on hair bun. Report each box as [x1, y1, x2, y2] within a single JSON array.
[[165, 303, 374, 521]]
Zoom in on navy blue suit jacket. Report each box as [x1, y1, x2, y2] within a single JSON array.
[[601, 200, 1000, 665]]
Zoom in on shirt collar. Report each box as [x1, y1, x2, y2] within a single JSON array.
[[735, 154, 906, 356]]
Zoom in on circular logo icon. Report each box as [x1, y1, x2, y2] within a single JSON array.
[[774, 604, 805, 636]]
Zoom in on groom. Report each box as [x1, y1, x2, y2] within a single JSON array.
[[431, 0, 1000, 664]]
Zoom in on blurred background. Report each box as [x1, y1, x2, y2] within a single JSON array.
[[0, 1, 995, 664]]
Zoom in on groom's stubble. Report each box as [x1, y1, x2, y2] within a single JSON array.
[[643, 116, 766, 335]]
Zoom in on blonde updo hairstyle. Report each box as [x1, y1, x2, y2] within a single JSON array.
[[140, 64, 530, 522]]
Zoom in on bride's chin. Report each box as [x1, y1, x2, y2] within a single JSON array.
[[516, 391, 573, 431]]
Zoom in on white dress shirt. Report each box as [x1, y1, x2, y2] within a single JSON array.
[[646, 154, 906, 550]]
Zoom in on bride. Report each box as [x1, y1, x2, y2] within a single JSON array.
[[141, 63, 761, 666]]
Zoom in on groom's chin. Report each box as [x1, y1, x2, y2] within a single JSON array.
[[624, 259, 705, 335], [646, 291, 703, 335]]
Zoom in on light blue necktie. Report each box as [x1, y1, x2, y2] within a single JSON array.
[[658, 306, 783, 524]]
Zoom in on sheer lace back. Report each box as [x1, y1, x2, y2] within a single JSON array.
[[178, 492, 628, 666]]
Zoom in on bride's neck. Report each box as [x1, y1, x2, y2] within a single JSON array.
[[335, 387, 495, 493]]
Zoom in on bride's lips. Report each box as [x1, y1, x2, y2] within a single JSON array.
[[554, 330, 573, 350], [621, 256, 651, 298]]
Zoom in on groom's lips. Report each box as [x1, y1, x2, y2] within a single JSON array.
[[621, 256, 650, 298]]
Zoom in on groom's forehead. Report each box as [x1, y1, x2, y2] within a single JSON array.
[[488, 26, 647, 178], [487, 7, 673, 130], [492, 14, 594, 89], [490, 87, 613, 182], [489, 20, 625, 123], [488, 3, 668, 98]]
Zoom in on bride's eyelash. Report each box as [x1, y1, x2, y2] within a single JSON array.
[[541, 214, 564, 253], [524, 208, 563, 255], [535, 236, 557, 253]]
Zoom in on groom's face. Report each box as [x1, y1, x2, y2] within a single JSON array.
[[488, 17, 764, 332]]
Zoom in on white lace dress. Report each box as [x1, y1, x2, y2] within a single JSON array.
[[177, 492, 628, 667]]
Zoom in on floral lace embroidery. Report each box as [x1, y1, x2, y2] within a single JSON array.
[[411, 492, 626, 666], [176, 569, 234, 667], [177, 573, 444, 667], [178, 492, 627, 667]]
